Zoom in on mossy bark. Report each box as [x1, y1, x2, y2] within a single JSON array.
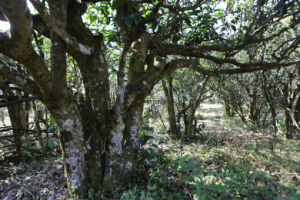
[[0, 0, 163, 196], [102, 33, 149, 192]]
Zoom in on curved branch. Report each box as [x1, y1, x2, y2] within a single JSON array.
[[32, 14, 50, 38], [156, 15, 300, 56], [155, 58, 300, 83], [0, 0, 32, 45], [0, 1, 54, 97], [0, 60, 42, 99]]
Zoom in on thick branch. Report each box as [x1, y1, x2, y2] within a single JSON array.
[[156, 15, 300, 56], [30, 0, 94, 55], [0, 60, 42, 99], [155, 59, 300, 82], [32, 14, 50, 38], [0, 0, 32, 46], [0, 2, 54, 98]]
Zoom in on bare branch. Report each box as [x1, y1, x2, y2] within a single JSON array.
[[0, 97, 36, 108], [0, 136, 57, 157], [132, 0, 207, 11], [155, 58, 300, 82]]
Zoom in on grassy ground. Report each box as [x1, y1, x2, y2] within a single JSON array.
[[0, 103, 300, 200], [118, 103, 300, 200]]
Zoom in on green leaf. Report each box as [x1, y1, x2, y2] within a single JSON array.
[[190, 10, 201, 15], [111, 0, 126, 10], [150, 144, 158, 148], [139, 136, 144, 146], [49, 139, 54, 150], [125, 14, 134, 27], [167, 194, 173, 200], [201, 184, 227, 191], [133, 12, 142, 24], [247, 179, 255, 185], [90, 15, 97, 24], [133, 146, 141, 151], [139, 135, 154, 146], [179, 155, 189, 162], [108, 36, 118, 42], [180, 163, 197, 170], [172, 161, 179, 166], [151, 20, 159, 32], [195, 180, 201, 200], [131, 2, 139, 8], [253, 142, 258, 154], [144, 135, 154, 145], [181, 175, 194, 182], [185, 17, 192, 27], [158, 140, 165, 144], [141, 130, 146, 136]]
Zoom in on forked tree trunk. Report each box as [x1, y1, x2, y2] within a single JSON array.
[[102, 33, 150, 191], [0, 0, 163, 196], [162, 75, 180, 137], [187, 76, 210, 136]]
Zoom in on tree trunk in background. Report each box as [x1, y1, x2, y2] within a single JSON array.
[[0, 78, 22, 154], [176, 95, 192, 135], [261, 72, 277, 138], [162, 75, 180, 137], [294, 95, 300, 133], [187, 76, 210, 136], [284, 73, 294, 139], [223, 99, 231, 116], [5, 99, 22, 154], [248, 90, 259, 125]]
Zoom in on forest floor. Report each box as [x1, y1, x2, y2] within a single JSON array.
[[0, 103, 300, 200]]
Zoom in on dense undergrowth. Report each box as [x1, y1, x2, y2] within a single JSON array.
[[1, 105, 300, 200]]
